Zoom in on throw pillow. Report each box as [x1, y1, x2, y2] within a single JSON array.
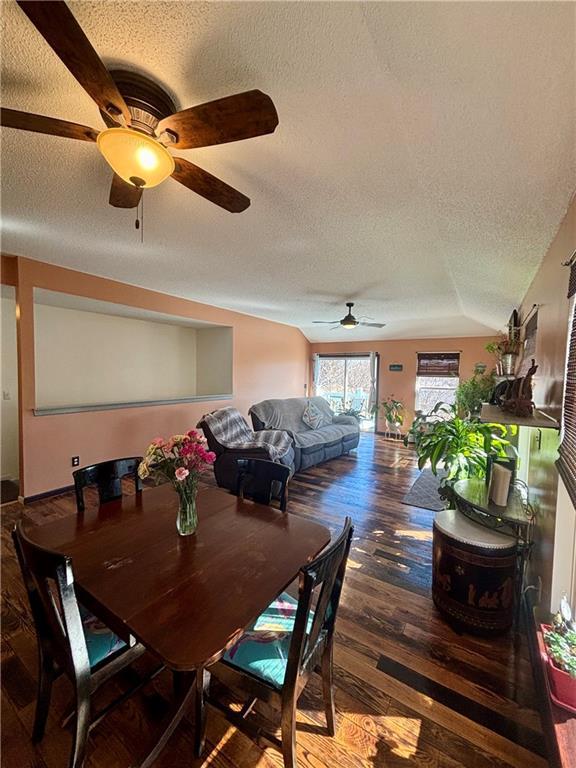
[[302, 400, 327, 429]]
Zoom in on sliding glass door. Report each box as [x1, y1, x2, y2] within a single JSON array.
[[316, 355, 376, 431]]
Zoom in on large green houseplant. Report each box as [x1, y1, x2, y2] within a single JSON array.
[[414, 404, 513, 484], [455, 365, 496, 417]]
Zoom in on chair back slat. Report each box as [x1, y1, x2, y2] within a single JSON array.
[[73, 457, 142, 512], [283, 518, 353, 688], [235, 458, 290, 511], [12, 521, 91, 680]]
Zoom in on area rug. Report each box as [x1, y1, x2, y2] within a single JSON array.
[[403, 468, 446, 512]]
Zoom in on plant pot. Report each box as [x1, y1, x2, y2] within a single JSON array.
[[541, 624, 576, 713], [501, 353, 517, 376]]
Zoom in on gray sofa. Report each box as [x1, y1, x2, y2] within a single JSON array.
[[249, 397, 360, 472]]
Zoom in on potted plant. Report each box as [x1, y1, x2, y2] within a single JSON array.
[[374, 396, 404, 437], [414, 404, 513, 484], [342, 405, 364, 421], [455, 365, 496, 417], [541, 599, 576, 712], [486, 335, 521, 376]]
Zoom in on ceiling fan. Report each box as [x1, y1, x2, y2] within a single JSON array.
[[313, 302, 386, 330], [0, 1, 279, 212]]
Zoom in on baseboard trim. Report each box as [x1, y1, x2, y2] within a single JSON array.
[[23, 484, 75, 504]]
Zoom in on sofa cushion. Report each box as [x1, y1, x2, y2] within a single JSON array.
[[250, 397, 335, 434], [302, 400, 330, 429], [328, 423, 360, 438], [294, 424, 353, 451]]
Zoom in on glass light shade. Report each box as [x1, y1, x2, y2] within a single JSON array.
[[96, 128, 175, 188], [342, 321, 356, 329]]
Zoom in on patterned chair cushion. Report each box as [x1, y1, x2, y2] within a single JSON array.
[[223, 592, 312, 688], [79, 605, 126, 668]]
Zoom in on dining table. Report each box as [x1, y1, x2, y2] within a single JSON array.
[[23, 483, 331, 766]]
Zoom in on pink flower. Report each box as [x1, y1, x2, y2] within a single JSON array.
[[180, 441, 195, 457], [175, 467, 189, 482], [150, 437, 165, 447]]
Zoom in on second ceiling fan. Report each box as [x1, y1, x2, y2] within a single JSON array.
[[1, 1, 279, 212]]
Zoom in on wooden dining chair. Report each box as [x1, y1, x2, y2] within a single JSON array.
[[73, 456, 143, 513], [12, 520, 162, 768], [196, 517, 354, 767], [235, 457, 291, 512]]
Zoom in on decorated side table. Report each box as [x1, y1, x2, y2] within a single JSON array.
[[433, 479, 534, 634], [432, 509, 518, 633]]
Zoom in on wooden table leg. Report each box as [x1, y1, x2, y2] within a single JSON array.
[[132, 672, 197, 768], [195, 666, 211, 758]]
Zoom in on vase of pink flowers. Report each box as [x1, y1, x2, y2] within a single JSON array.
[[138, 430, 216, 536]]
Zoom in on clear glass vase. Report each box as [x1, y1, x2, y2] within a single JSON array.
[[176, 484, 198, 536]]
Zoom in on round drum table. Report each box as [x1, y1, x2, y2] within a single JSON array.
[[432, 509, 518, 634]]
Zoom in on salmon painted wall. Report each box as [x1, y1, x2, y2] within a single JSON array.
[[1, 255, 310, 497], [310, 337, 497, 430]]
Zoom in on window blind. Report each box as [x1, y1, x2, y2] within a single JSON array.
[[416, 352, 460, 377], [557, 302, 576, 506]]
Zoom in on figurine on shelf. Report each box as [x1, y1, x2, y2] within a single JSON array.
[[502, 359, 538, 417]]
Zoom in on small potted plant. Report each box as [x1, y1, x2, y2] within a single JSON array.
[[541, 597, 576, 713], [374, 396, 404, 438], [486, 335, 521, 376]]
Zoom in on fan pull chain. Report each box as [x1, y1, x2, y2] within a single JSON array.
[[135, 192, 144, 243]]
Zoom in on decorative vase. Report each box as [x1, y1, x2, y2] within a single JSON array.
[[501, 353, 517, 376], [176, 485, 198, 536]]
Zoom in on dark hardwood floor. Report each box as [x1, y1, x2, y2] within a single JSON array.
[[1, 434, 547, 767]]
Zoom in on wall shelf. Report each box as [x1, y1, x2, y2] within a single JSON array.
[[480, 403, 560, 430], [34, 393, 232, 416]]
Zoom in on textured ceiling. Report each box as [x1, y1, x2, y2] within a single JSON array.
[[1, 1, 575, 341]]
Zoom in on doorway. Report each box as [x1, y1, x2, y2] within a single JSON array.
[[316, 354, 377, 432], [1, 285, 19, 502]]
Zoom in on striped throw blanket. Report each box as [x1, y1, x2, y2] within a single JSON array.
[[202, 407, 292, 462]]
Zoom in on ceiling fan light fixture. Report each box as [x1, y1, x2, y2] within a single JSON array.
[[341, 319, 357, 329], [96, 127, 174, 188]]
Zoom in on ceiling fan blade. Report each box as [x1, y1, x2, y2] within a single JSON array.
[[16, 1, 130, 124], [312, 320, 341, 324], [359, 322, 386, 328], [157, 90, 278, 150], [171, 157, 250, 213], [1, 107, 99, 142], [109, 174, 142, 208]]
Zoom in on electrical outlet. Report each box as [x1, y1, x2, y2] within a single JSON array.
[[71, 456, 80, 467]]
